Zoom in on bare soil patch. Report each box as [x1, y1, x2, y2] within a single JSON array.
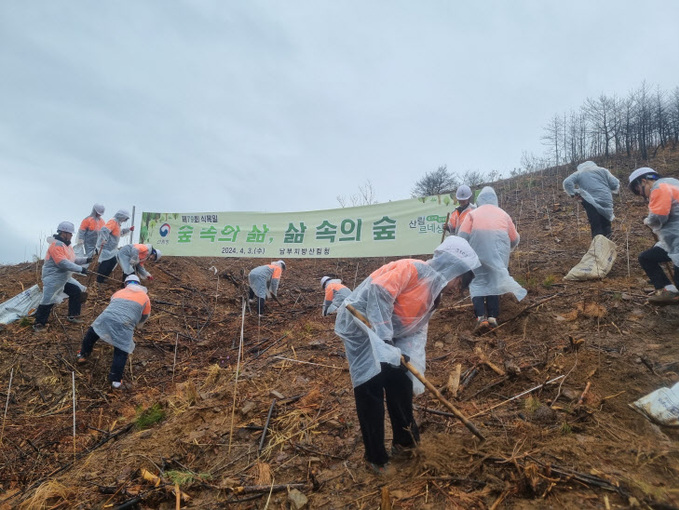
[[1, 151, 679, 509]]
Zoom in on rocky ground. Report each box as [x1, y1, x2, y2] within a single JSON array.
[[1, 150, 679, 509]]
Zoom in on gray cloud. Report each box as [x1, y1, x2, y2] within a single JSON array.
[[1, 0, 678, 263]]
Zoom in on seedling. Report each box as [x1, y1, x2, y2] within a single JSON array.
[[542, 275, 557, 288], [524, 396, 541, 413], [134, 403, 166, 430], [165, 470, 212, 486]]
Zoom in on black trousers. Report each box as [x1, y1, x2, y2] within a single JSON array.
[[581, 199, 612, 239], [639, 245, 678, 290], [80, 327, 129, 382], [34, 282, 82, 325], [472, 295, 500, 319], [353, 363, 419, 466], [97, 257, 118, 283]]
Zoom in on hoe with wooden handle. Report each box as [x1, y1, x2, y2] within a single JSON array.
[[345, 304, 485, 442], [441, 212, 451, 242]]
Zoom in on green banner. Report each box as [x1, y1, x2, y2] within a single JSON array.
[[140, 195, 458, 258]]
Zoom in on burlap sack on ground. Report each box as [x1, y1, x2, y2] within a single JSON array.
[[564, 235, 617, 281]]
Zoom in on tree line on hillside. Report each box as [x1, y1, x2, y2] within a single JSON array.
[[411, 82, 678, 198], [410, 166, 502, 198], [342, 82, 679, 203], [538, 81, 679, 170]]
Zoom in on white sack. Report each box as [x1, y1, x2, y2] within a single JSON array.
[[0, 285, 42, 325], [564, 235, 617, 281], [631, 382, 679, 427]]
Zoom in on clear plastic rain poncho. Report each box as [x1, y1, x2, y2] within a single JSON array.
[[458, 186, 527, 302], [322, 280, 351, 316], [76, 204, 105, 258], [563, 161, 620, 221], [248, 262, 283, 299], [117, 244, 153, 278], [40, 237, 88, 305], [97, 210, 131, 262], [91, 285, 150, 354], [334, 236, 481, 394], [645, 178, 679, 265]]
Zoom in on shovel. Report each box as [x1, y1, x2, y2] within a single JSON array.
[[345, 304, 485, 442]]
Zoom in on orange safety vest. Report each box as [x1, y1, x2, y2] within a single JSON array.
[[325, 282, 346, 302], [79, 216, 105, 233], [269, 264, 283, 281], [45, 241, 76, 265], [104, 218, 121, 237], [369, 260, 430, 327], [135, 244, 150, 263], [458, 205, 519, 245], [447, 205, 473, 233], [649, 182, 679, 216], [111, 286, 151, 315]]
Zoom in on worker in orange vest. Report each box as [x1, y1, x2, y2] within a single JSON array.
[[458, 186, 526, 334], [76, 275, 151, 390], [629, 167, 679, 305], [33, 221, 90, 331], [75, 203, 105, 258], [445, 185, 476, 236], [117, 243, 161, 284], [334, 236, 480, 474], [95, 209, 133, 283], [248, 260, 286, 314], [320, 276, 350, 316]]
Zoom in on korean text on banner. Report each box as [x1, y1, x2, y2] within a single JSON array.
[[140, 195, 455, 258]]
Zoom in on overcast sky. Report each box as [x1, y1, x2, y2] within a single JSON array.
[[1, 1, 678, 264]]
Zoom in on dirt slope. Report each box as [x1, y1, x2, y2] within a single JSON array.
[[1, 149, 679, 509]]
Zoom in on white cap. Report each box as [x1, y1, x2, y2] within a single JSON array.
[[125, 275, 141, 285], [320, 276, 331, 287], [456, 185, 472, 200], [152, 248, 161, 261], [628, 167, 658, 186], [57, 221, 75, 234], [275, 260, 286, 270], [93, 203, 105, 215]]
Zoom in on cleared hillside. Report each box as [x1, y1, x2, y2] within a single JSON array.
[[1, 148, 679, 509]]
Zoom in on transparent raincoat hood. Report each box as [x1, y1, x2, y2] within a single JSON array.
[[475, 186, 498, 207], [334, 236, 480, 394], [114, 210, 131, 223]]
